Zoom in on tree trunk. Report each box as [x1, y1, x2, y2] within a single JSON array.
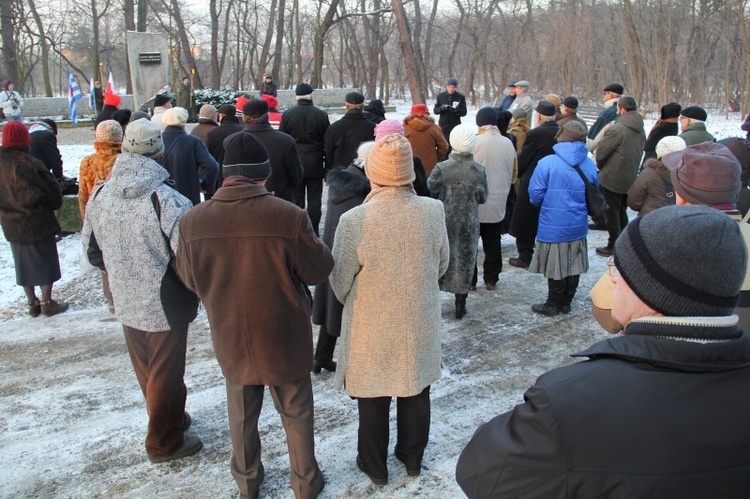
[[26, 0, 52, 96], [392, 0, 425, 102], [170, 0, 203, 88], [312, 0, 341, 88], [621, 0, 645, 103], [0, 0, 19, 86], [271, 0, 285, 82]]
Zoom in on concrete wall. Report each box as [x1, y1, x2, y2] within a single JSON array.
[[17, 88, 364, 119], [18, 96, 136, 121]]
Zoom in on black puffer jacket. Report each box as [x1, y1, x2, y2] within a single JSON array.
[[457, 319, 750, 498], [312, 164, 370, 336], [0, 148, 62, 244]]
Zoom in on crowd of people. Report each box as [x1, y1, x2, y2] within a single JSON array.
[[1, 76, 750, 498]]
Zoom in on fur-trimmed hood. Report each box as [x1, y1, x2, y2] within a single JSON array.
[[326, 164, 371, 206], [404, 114, 437, 131], [643, 157, 671, 181]]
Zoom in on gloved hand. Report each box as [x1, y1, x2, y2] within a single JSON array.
[[441, 104, 451, 112]]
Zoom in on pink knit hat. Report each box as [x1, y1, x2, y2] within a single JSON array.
[[374, 119, 404, 140]]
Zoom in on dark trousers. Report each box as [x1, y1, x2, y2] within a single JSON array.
[[516, 236, 535, 264], [226, 377, 323, 499], [122, 324, 188, 458], [356, 386, 431, 479], [295, 177, 324, 236], [603, 188, 629, 248], [546, 275, 580, 306], [472, 222, 503, 286], [313, 324, 337, 364]]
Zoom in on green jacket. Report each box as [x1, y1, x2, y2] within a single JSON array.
[[595, 111, 646, 194], [679, 122, 715, 146]]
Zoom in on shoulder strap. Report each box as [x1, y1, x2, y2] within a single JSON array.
[[661, 176, 675, 202], [161, 134, 183, 162], [572, 164, 592, 187]]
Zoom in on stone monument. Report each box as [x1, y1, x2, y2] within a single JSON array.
[[126, 31, 170, 109]]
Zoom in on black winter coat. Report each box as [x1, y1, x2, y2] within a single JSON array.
[[29, 128, 63, 179], [207, 117, 245, 167], [160, 126, 219, 205], [94, 105, 118, 127], [323, 109, 375, 171], [242, 122, 304, 204], [279, 100, 331, 177], [434, 91, 467, 142], [508, 121, 558, 240], [457, 320, 750, 498], [0, 148, 62, 244], [643, 119, 679, 161], [311, 164, 370, 336]]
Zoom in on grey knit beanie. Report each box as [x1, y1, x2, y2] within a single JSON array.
[[614, 205, 746, 317], [222, 132, 271, 180]]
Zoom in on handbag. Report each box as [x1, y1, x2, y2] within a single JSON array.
[[572, 165, 608, 218]]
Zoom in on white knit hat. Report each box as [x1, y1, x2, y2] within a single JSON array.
[[450, 124, 477, 154], [655, 135, 687, 159], [162, 107, 189, 127], [365, 134, 415, 187]]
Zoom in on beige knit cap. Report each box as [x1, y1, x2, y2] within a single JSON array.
[[450, 124, 477, 154], [162, 107, 189, 127], [365, 134, 415, 186], [95, 120, 123, 143]]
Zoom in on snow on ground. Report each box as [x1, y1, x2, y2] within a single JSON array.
[[0, 105, 746, 498]]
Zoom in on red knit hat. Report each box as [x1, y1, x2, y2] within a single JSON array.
[[260, 93, 278, 109], [235, 95, 250, 112], [103, 92, 121, 107], [2, 121, 30, 148], [411, 103, 429, 116]]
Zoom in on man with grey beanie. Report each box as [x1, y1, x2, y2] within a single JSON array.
[[176, 132, 332, 499], [661, 141, 750, 331], [82, 118, 202, 464], [457, 204, 750, 497]]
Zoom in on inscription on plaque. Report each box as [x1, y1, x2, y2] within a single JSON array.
[[139, 52, 161, 64]]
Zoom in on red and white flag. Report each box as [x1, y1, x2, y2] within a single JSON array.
[[106, 72, 116, 95]]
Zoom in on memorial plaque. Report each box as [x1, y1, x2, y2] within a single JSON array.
[[139, 52, 161, 64]]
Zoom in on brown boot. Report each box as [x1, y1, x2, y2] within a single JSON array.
[[40, 299, 69, 317], [28, 299, 41, 317]]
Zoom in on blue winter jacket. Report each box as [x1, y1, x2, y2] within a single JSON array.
[[529, 141, 599, 243]]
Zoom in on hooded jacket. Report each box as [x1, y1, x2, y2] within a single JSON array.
[[627, 158, 675, 216], [82, 152, 198, 332], [0, 148, 62, 244], [456, 318, 750, 498], [312, 164, 371, 337], [78, 139, 122, 216], [403, 114, 449, 176], [529, 141, 599, 243], [595, 111, 646, 194]]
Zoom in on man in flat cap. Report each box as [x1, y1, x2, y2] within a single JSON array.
[[177, 132, 333, 499], [678, 106, 715, 145]]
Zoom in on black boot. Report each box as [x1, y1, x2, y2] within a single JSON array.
[[455, 293, 468, 319], [532, 279, 565, 316], [560, 275, 580, 314]]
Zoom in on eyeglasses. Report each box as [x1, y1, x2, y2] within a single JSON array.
[[606, 256, 619, 277]]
